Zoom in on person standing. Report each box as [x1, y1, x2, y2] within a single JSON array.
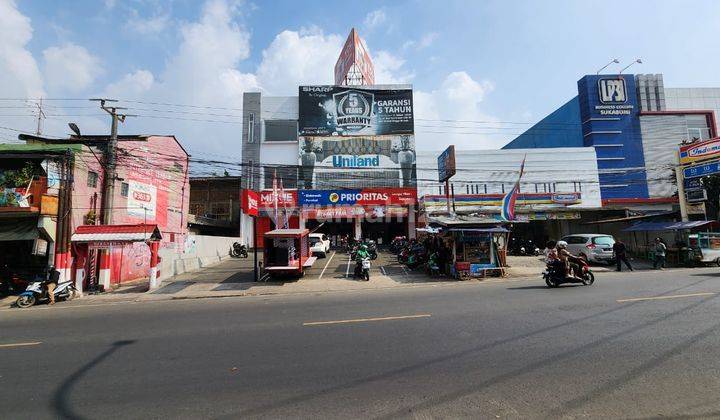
[[653, 238, 667, 270], [613, 239, 633, 272], [45, 266, 60, 305]]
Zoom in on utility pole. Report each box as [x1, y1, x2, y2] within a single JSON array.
[[675, 149, 689, 222], [35, 98, 45, 135], [91, 98, 131, 225]]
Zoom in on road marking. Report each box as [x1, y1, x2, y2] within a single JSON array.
[[0, 341, 42, 348], [380, 266, 387, 276], [402, 266, 409, 276], [617, 292, 716, 303], [303, 313, 431, 326], [319, 251, 336, 279], [346, 256, 352, 278]]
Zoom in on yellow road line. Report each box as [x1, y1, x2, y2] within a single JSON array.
[[0, 341, 42, 348], [617, 292, 716, 303], [303, 313, 431, 326]]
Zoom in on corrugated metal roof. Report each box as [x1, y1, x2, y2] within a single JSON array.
[[71, 224, 161, 242], [0, 143, 84, 154], [623, 221, 718, 232]]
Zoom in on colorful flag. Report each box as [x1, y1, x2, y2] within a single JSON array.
[[500, 155, 526, 221], [272, 170, 279, 227]]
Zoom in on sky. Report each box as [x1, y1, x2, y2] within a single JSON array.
[[2, 0, 720, 163]]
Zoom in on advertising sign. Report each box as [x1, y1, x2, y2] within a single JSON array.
[[299, 86, 413, 136], [259, 190, 297, 208], [299, 135, 416, 189], [438, 145, 456, 182], [302, 206, 408, 220], [680, 138, 720, 165], [128, 180, 157, 219], [684, 177, 703, 190], [683, 160, 720, 179], [551, 192, 581, 204], [241, 189, 259, 216], [685, 188, 707, 203], [298, 188, 417, 206], [334, 29, 374, 85]]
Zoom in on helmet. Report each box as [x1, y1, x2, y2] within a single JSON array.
[[556, 241, 568, 249], [360, 244, 368, 250]]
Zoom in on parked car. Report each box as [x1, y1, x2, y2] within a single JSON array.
[[308, 233, 331, 258], [560, 234, 616, 264]]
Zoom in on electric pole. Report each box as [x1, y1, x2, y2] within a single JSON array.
[[91, 98, 131, 225], [35, 98, 45, 135]]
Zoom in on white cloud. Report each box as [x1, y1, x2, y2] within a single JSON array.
[[0, 0, 44, 99], [372, 50, 413, 84], [125, 12, 170, 35], [363, 9, 386, 30], [105, 69, 154, 98], [256, 29, 342, 95], [104, 0, 116, 9], [403, 32, 439, 51], [415, 71, 504, 150], [43, 43, 101, 93]]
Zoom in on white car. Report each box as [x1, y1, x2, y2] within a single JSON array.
[[308, 233, 330, 258], [561, 234, 616, 264]]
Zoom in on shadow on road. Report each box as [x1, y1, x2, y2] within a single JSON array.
[[52, 340, 136, 420], [219, 277, 716, 419], [506, 284, 583, 290]]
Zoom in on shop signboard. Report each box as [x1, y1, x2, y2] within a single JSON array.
[[302, 206, 408, 220], [298, 188, 417, 206], [683, 160, 720, 179], [259, 189, 297, 208], [685, 188, 707, 203], [551, 192, 581, 204], [438, 145, 456, 182], [680, 138, 720, 165], [299, 135, 416, 189], [241, 189, 259, 216], [334, 29, 374, 85], [298, 86, 413, 136], [127, 180, 157, 219], [684, 177, 703, 190]]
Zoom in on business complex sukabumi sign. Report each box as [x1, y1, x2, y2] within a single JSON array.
[[299, 86, 413, 136]]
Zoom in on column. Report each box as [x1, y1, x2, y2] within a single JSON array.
[[149, 241, 160, 289], [354, 217, 362, 241], [98, 249, 111, 291], [73, 245, 87, 296]]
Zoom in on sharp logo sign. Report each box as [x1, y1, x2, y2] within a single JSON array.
[[598, 78, 627, 103]]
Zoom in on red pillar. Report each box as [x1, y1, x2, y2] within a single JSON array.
[[149, 241, 160, 289]]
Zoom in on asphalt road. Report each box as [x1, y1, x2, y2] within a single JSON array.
[[3, 268, 720, 419]]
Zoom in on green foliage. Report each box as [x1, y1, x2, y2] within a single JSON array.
[[0, 162, 40, 188]]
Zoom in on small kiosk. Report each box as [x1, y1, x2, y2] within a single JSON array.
[[263, 228, 316, 278]]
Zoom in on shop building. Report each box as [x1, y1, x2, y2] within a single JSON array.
[[503, 73, 719, 213], [188, 176, 242, 237], [416, 147, 602, 244], [240, 29, 417, 246], [3, 134, 190, 291]]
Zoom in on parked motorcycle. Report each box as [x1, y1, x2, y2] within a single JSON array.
[[542, 257, 595, 288], [230, 242, 248, 258], [354, 258, 371, 281], [16, 280, 77, 308]]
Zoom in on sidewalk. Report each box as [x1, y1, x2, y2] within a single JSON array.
[[0, 255, 673, 309]]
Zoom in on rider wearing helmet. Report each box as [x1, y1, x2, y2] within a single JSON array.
[[556, 241, 580, 279], [355, 243, 370, 261]]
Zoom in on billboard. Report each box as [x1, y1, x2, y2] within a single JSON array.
[[438, 145, 456, 182], [334, 29, 374, 85], [299, 86, 413, 136], [127, 180, 157, 219], [241, 189, 259, 216], [299, 135, 416, 189], [680, 138, 720, 165]]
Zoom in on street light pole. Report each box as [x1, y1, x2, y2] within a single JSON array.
[[619, 58, 643, 75], [596, 58, 620, 75]]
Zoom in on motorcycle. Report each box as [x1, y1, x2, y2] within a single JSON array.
[[542, 257, 595, 288], [230, 242, 248, 258], [366, 240, 378, 260], [354, 258, 371, 281], [16, 280, 78, 308]]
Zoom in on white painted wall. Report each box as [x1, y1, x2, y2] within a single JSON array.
[[416, 147, 602, 209], [158, 234, 240, 281]]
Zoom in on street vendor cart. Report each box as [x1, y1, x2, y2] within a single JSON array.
[[263, 228, 316, 278], [444, 227, 509, 279]]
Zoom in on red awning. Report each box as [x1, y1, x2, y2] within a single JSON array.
[[71, 224, 162, 243]]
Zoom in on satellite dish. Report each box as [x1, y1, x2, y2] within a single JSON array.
[[68, 123, 81, 137]]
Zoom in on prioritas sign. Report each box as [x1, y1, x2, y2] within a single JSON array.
[[298, 188, 417, 206], [299, 86, 413, 136]]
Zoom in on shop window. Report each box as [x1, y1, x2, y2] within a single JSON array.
[[87, 171, 98, 188], [121, 182, 129, 197], [264, 120, 298, 142], [247, 113, 255, 143]]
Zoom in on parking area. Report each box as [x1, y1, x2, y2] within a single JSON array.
[[303, 248, 417, 280]]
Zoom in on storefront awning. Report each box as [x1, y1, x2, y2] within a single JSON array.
[[622, 221, 718, 232], [0, 218, 41, 241], [447, 227, 510, 233], [71, 224, 162, 242]]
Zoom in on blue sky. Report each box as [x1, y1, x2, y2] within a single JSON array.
[[2, 0, 720, 156]]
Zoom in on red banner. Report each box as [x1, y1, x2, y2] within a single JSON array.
[[241, 189, 259, 216], [302, 206, 409, 220]]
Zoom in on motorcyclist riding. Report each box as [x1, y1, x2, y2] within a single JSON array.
[[355, 243, 370, 278], [556, 241, 581, 279]]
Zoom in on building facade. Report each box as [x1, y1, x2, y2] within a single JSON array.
[[504, 74, 718, 213]]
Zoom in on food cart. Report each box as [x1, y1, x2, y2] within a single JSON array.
[[263, 228, 316, 278], [444, 227, 509, 279], [688, 232, 720, 266]]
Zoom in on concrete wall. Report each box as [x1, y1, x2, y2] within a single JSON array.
[[158, 234, 239, 281]]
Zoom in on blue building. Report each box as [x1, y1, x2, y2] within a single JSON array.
[[504, 74, 719, 209]]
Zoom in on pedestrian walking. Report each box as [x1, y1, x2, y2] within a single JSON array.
[[653, 238, 667, 270], [612, 239, 633, 271]]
